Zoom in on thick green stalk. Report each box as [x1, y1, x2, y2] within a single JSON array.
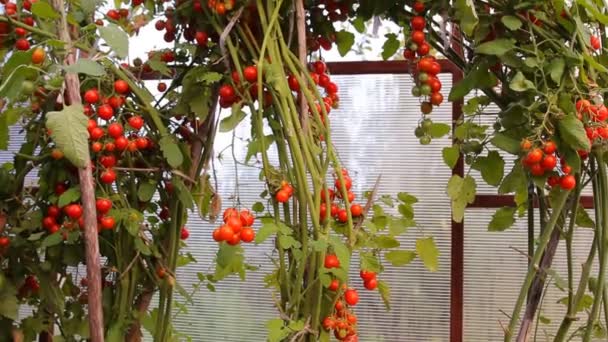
[[583, 153, 608, 341], [505, 189, 571, 341]]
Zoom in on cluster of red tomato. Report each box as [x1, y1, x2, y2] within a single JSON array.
[[275, 181, 294, 203], [1, 0, 37, 51], [211, 208, 256, 245], [307, 0, 351, 52], [17, 275, 40, 298], [217, 65, 266, 108], [206, 0, 235, 15], [320, 169, 363, 224], [322, 281, 360, 341], [41, 197, 114, 237], [520, 140, 576, 190]]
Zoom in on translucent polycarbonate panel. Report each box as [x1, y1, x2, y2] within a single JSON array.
[[171, 73, 454, 341], [464, 208, 599, 341]]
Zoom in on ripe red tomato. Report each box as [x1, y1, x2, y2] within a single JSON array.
[[411, 16, 425, 30], [547, 175, 560, 187], [51, 149, 64, 160], [411, 30, 425, 44], [428, 61, 441, 75], [180, 227, 190, 240], [65, 204, 83, 219], [562, 164, 573, 175], [591, 35, 601, 50], [107, 123, 123, 139], [114, 136, 128, 150], [227, 233, 240, 246], [360, 270, 376, 281], [526, 148, 543, 164], [15, 38, 30, 51], [288, 74, 300, 91], [55, 183, 67, 195], [560, 175, 576, 190], [322, 317, 335, 330], [543, 141, 557, 154], [430, 92, 444, 106], [328, 278, 339, 291], [107, 9, 120, 20], [417, 58, 433, 73], [413, 1, 425, 13], [324, 254, 340, 269], [576, 99, 591, 112], [428, 78, 442, 92], [99, 155, 116, 168], [114, 80, 129, 94], [218, 84, 235, 100], [128, 116, 144, 130], [97, 105, 114, 120], [195, 31, 208, 46], [243, 66, 258, 83], [596, 106, 608, 121], [155, 20, 165, 31], [218, 225, 234, 242], [47, 205, 60, 218], [100, 169, 117, 184], [417, 42, 430, 56], [135, 137, 149, 150], [240, 227, 255, 242], [319, 74, 331, 88], [89, 127, 104, 140], [91, 142, 102, 153], [0, 236, 10, 248], [96, 198, 112, 214], [541, 155, 557, 170], [276, 189, 290, 203], [239, 209, 255, 227], [325, 82, 339, 94], [335, 176, 352, 191], [226, 216, 242, 233], [212, 228, 222, 242], [334, 300, 344, 311], [344, 289, 359, 306], [530, 163, 545, 176], [364, 278, 378, 290], [43, 216, 56, 229], [337, 208, 348, 223], [100, 216, 115, 230], [156, 267, 166, 279]]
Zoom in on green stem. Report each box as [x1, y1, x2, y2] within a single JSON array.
[[505, 189, 571, 341]]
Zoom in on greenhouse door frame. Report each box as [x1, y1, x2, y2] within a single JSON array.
[[325, 60, 594, 342]]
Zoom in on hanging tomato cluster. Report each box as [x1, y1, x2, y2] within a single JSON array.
[[307, 0, 352, 52], [212, 208, 256, 245], [322, 287, 360, 341], [275, 181, 294, 203], [403, 2, 445, 145], [1, 0, 36, 51], [520, 139, 576, 190], [320, 169, 363, 223]]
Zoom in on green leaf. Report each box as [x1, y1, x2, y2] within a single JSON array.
[[137, 180, 157, 202], [64, 59, 105, 76], [99, 24, 129, 59], [377, 280, 391, 310], [159, 136, 183, 167], [548, 58, 566, 84], [335, 30, 355, 57], [81, 0, 101, 13], [42, 233, 63, 248], [472, 151, 505, 186], [501, 15, 522, 30], [219, 107, 247, 132], [0, 65, 29, 101], [577, 0, 608, 25], [0, 276, 18, 320], [0, 108, 24, 149], [329, 235, 350, 272], [58, 187, 81, 207], [509, 72, 536, 92], [385, 250, 416, 267], [488, 207, 517, 231], [381, 33, 400, 60], [266, 319, 290, 342], [32, 1, 59, 19], [475, 39, 515, 55], [46, 104, 90, 168], [252, 202, 264, 213], [255, 221, 279, 244], [388, 218, 413, 236], [351, 17, 366, 33], [173, 179, 194, 209], [583, 53, 608, 73], [397, 192, 418, 204], [278, 235, 300, 249], [374, 235, 400, 249], [491, 133, 521, 154], [416, 237, 439, 272], [429, 123, 451, 138], [576, 206, 595, 228], [134, 238, 151, 256], [449, 62, 498, 101], [148, 59, 172, 77], [360, 252, 382, 273], [442, 145, 460, 169], [454, 0, 478, 36], [447, 175, 477, 222], [558, 115, 591, 151]]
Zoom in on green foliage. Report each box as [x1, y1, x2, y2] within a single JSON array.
[[447, 175, 477, 223], [416, 237, 439, 272], [99, 24, 129, 58], [46, 104, 91, 168], [488, 207, 517, 231]]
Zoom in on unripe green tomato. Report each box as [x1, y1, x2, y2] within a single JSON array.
[[411, 86, 421, 97], [414, 126, 425, 138], [409, 42, 419, 51], [421, 119, 433, 130], [419, 136, 432, 145], [463, 141, 483, 154], [21, 81, 35, 95], [420, 84, 431, 96], [418, 72, 429, 83]]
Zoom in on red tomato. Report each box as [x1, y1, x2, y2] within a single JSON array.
[[96, 198, 112, 214], [195, 31, 208, 46], [411, 16, 425, 30], [413, 1, 425, 13], [360, 270, 376, 281], [526, 148, 543, 164], [276, 190, 290, 203], [543, 141, 557, 154], [180, 227, 190, 240], [100, 169, 117, 184], [217, 225, 234, 241], [364, 278, 378, 290], [560, 175, 576, 190], [541, 155, 557, 170], [114, 136, 128, 150], [47, 205, 60, 218], [225, 216, 242, 234], [99, 155, 116, 168], [591, 35, 601, 50], [15, 38, 30, 51], [328, 279, 339, 291], [128, 116, 144, 130], [324, 254, 340, 268], [243, 66, 258, 83], [411, 30, 425, 44], [107, 123, 124, 139], [239, 209, 255, 227], [344, 289, 359, 306], [100, 216, 115, 230], [97, 105, 114, 120], [240, 227, 255, 242], [65, 204, 83, 219]]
